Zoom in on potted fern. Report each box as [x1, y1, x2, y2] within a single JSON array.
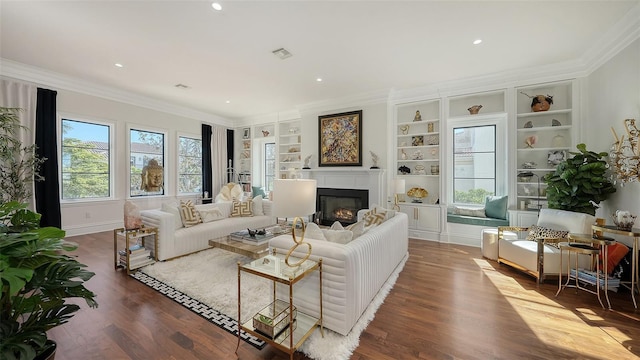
[[543, 143, 616, 216], [0, 201, 98, 359]]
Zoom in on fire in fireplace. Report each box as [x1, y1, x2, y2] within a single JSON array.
[[317, 188, 369, 226]]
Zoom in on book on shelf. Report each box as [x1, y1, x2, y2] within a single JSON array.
[[124, 257, 155, 270], [119, 248, 151, 258]]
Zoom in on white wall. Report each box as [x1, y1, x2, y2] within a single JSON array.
[[585, 38, 640, 243], [54, 89, 225, 236]]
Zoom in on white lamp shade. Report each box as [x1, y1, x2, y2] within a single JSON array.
[[393, 178, 406, 194], [272, 179, 317, 218]]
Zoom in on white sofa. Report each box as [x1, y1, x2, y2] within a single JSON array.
[[495, 208, 596, 283], [140, 200, 275, 261], [269, 209, 409, 336]]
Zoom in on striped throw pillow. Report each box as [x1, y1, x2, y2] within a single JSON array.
[[231, 200, 253, 217], [179, 200, 202, 227], [363, 208, 386, 228]]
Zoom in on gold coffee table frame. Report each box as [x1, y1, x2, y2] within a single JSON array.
[[556, 241, 606, 309]]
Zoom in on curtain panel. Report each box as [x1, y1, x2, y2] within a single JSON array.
[[35, 88, 61, 228]]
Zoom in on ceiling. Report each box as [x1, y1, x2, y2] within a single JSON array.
[[1, 1, 639, 121]]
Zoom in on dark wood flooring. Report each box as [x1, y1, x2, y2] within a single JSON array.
[[49, 231, 640, 359]]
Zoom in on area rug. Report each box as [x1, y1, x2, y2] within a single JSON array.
[[132, 247, 407, 360]]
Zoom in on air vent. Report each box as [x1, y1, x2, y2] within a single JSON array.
[[174, 84, 190, 89], [272, 48, 292, 60]]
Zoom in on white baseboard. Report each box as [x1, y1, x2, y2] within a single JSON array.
[[63, 220, 122, 237]]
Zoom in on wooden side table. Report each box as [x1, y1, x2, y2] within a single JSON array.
[[592, 224, 640, 308], [556, 241, 605, 309]]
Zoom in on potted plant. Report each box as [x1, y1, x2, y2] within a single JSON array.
[[0, 201, 98, 359], [543, 143, 617, 216]]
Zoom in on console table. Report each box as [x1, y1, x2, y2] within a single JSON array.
[[591, 224, 640, 308]]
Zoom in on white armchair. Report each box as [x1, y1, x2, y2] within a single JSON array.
[[496, 209, 596, 283]]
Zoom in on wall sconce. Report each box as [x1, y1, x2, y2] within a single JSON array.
[[610, 119, 639, 185]]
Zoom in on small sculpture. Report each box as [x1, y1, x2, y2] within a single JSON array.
[[522, 161, 537, 169], [552, 119, 561, 126], [414, 164, 426, 175], [141, 159, 164, 192], [398, 165, 411, 174], [303, 155, 312, 169], [521, 92, 553, 112], [407, 187, 428, 203], [524, 121, 533, 128], [525, 135, 538, 148], [401, 149, 408, 160], [124, 200, 143, 230], [468, 105, 483, 115], [370, 151, 380, 169], [262, 130, 270, 137], [400, 125, 409, 135], [413, 110, 422, 122], [411, 150, 424, 160]]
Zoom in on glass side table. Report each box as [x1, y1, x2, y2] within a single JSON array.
[[236, 250, 323, 360], [592, 224, 640, 308]]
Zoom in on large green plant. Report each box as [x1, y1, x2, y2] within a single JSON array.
[[543, 143, 616, 216], [0, 201, 98, 359], [0, 107, 46, 203]]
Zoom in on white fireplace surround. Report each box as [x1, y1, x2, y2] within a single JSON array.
[[299, 168, 385, 207]]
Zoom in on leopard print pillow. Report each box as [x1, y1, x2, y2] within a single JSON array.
[[526, 225, 569, 241]]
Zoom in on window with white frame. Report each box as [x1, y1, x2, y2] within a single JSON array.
[[60, 118, 111, 200], [130, 128, 165, 196], [264, 142, 276, 192], [448, 114, 507, 205], [178, 135, 202, 194], [453, 125, 496, 204]]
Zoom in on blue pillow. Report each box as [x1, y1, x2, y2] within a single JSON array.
[[485, 195, 508, 220], [252, 186, 266, 198]]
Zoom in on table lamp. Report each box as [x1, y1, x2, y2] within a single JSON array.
[[392, 178, 405, 210], [272, 178, 317, 267]]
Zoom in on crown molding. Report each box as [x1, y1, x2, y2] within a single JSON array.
[[236, 109, 302, 127], [0, 59, 235, 128], [296, 88, 389, 115]]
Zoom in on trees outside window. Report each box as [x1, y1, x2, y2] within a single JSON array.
[[264, 142, 275, 192], [178, 136, 202, 194], [61, 119, 111, 200], [453, 125, 497, 204]]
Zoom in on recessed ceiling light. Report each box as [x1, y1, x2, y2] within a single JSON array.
[[114, 63, 123, 68], [316, 78, 323, 82], [211, 2, 222, 11], [225, 100, 231, 104], [473, 39, 482, 45]]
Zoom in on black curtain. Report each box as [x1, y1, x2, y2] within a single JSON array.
[[34, 88, 61, 228], [201, 124, 212, 197], [226, 129, 234, 182]]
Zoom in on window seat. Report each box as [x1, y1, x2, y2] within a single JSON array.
[[447, 213, 509, 227]]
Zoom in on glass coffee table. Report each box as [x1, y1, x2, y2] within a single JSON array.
[[208, 225, 291, 259]]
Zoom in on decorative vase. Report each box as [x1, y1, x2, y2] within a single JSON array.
[[530, 95, 553, 112], [428, 122, 434, 133]]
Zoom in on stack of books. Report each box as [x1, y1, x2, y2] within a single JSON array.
[[230, 230, 274, 245], [570, 268, 620, 292], [119, 244, 155, 270]]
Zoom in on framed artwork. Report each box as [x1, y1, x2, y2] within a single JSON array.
[[242, 128, 250, 139], [318, 110, 362, 166], [547, 150, 566, 165]]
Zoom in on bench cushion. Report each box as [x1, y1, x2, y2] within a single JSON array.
[[447, 214, 509, 227]]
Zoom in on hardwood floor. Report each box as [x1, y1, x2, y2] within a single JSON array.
[[49, 232, 640, 360]]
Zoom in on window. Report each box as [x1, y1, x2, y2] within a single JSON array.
[[60, 118, 111, 200], [453, 125, 496, 204], [178, 135, 202, 194], [130, 128, 165, 196], [264, 142, 276, 192]]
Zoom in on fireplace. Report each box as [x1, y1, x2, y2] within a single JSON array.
[[316, 188, 369, 226]]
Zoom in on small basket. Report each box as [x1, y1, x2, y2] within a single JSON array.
[[253, 300, 297, 339]]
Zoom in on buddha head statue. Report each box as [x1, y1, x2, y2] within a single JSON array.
[[141, 159, 164, 192]]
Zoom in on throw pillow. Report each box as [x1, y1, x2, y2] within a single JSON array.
[[231, 199, 253, 217], [345, 220, 365, 240], [363, 208, 386, 228], [321, 229, 353, 244], [599, 242, 630, 274], [485, 195, 508, 220], [252, 195, 264, 216], [453, 206, 487, 218], [369, 204, 397, 221], [179, 200, 203, 228], [304, 222, 327, 241], [195, 204, 225, 223], [252, 186, 266, 198], [330, 221, 344, 230], [161, 202, 184, 230], [525, 225, 569, 241], [218, 183, 243, 202]]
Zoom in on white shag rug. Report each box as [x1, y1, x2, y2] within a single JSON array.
[[140, 248, 407, 360]]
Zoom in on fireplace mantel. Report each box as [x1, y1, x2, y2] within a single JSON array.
[[300, 168, 385, 207]]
